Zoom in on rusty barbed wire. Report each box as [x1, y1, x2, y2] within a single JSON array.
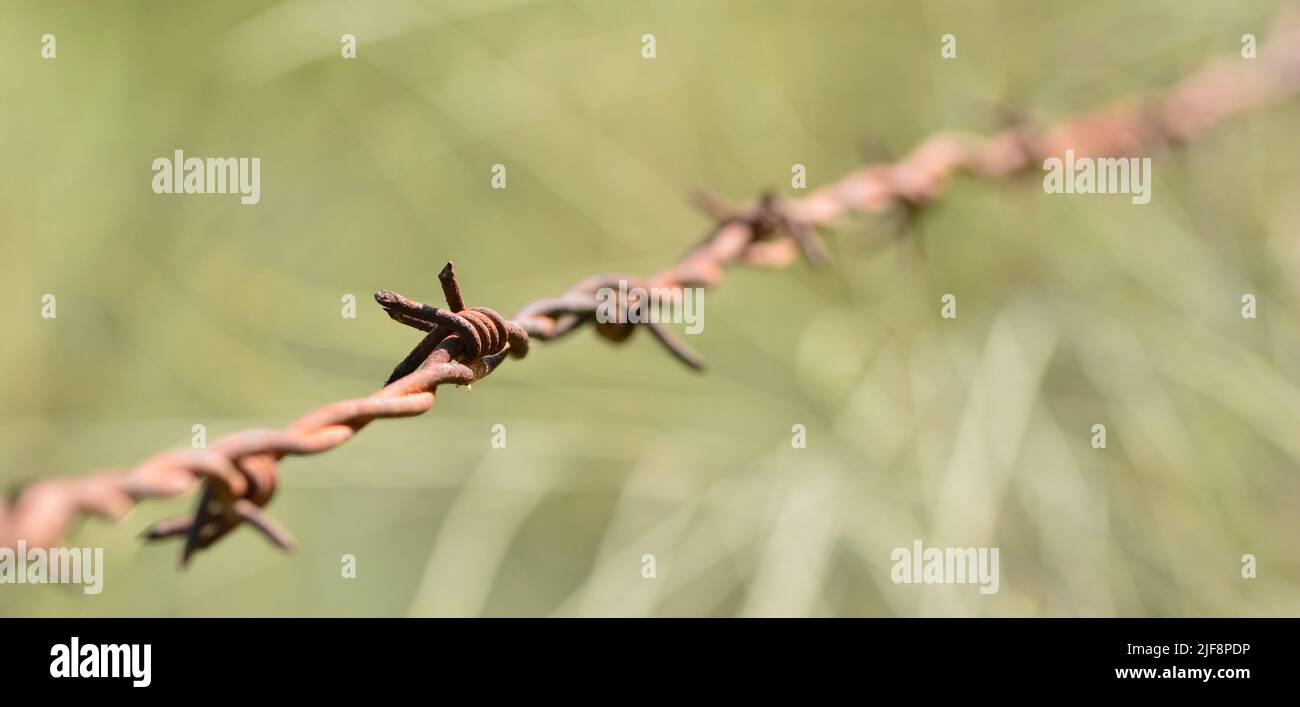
[[3, 6, 1300, 565]]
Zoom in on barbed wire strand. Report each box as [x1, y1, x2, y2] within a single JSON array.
[[4, 7, 1300, 564]]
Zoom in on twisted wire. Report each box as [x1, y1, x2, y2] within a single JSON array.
[[3, 7, 1300, 564]]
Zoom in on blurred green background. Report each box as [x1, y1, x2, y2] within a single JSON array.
[[2, 0, 1299, 616]]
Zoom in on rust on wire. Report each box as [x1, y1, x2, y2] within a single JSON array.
[[3, 6, 1300, 565]]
